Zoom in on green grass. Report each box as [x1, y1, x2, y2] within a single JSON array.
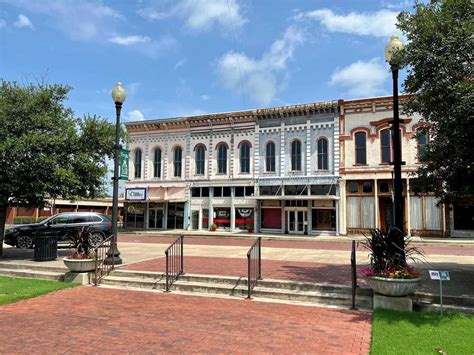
[[371, 309, 474, 354], [0, 276, 78, 305]]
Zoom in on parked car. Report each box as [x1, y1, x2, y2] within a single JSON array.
[[4, 212, 113, 249]]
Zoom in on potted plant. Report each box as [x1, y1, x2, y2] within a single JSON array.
[[245, 223, 253, 233], [210, 223, 217, 232], [361, 227, 423, 296], [63, 227, 98, 273]]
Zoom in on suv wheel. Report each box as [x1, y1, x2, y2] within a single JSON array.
[[88, 232, 104, 248], [17, 235, 34, 249]]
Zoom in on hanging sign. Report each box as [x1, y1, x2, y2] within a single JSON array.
[[119, 148, 129, 180]]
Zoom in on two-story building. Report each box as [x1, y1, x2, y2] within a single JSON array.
[[338, 96, 446, 237]]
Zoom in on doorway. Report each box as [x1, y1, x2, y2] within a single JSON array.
[[148, 208, 164, 229], [287, 210, 307, 234]]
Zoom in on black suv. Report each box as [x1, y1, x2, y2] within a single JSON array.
[[4, 212, 113, 249]]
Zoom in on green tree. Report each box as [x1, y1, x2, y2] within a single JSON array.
[[397, 0, 474, 202], [0, 80, 117, 255]]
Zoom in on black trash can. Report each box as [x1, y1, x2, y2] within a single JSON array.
[[34, 234, 58, 261]]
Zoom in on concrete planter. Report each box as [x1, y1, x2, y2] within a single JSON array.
[[63, 258, 96, 273], [365, 276, 421, 296]]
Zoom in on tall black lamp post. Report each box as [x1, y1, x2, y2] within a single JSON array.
[[384, 35, 405, 238], [108, 81, 127, 265]]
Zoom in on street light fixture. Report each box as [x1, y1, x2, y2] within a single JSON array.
[[384, 35, 405, 239], [107, 81, 127, 265]]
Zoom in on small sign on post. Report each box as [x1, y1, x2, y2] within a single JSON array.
[[429, 270, 450, 316]]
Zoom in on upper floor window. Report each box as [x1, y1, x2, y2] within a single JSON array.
[[416, 128, 428, 160], [153, 148, 161, 178], [291, 139, 302, 171], [240, 142, 250, 173], [266, 141, 276, 172], [217, 143, 227, 174], [317, 138, 328, 170], [355, 132, 367, 165], [134, 149, 142, 179], [173, 146, 182, 177], [380, 129, 391, 163], [195, 145, 205, 175]]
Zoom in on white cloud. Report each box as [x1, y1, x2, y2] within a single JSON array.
[[109, 35, 151, 46], [201, 94, 210, 101], [0, 19, 6, 29], [295, 9, 400, 38], [216, 26, 304, 106], [13, 14, 34, 30], [3, 0, 123, 41], [173, 58, 186, 70], [329, 58, 389, 97], [137, 0, 246, 32], [126, 109, 145, 122], [128, 82, 140, 96]]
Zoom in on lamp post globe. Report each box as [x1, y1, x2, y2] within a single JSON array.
[[111, 81, 127, 104], [106, 82, 127, 265], [385, 35, 406, 257], [384, 35, 405, 64]]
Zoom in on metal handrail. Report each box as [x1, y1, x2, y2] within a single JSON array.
[[94, 235, 114, 286], [350, 240, 358, 310], [247, 237, 262, 299], [165, 235, 184, 292]]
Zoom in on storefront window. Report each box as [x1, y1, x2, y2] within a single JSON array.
[[125, 203, 145, 229], [213, 207, 231, 229], [311, 185, 336, 195], [284, 185, 307, 195], [235, 208, 254, 230], [260, 186, 281, 196], [261, 208, 281, 229], [312, 209, 336, 231], [167, 203, 184, 229]]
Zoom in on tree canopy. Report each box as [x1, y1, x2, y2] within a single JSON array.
[[0, 80, 118, 255], [397, 0, 474, 202]]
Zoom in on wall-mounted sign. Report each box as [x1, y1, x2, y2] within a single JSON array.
[[119, 149, 129, 180], [125, 188, 147, 201]]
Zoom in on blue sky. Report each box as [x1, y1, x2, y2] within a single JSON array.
[[0, 0, 414, 123]]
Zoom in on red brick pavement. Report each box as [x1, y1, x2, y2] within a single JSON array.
[[118, 234, 474, 256], [122, 256, 362, 285], [0, 287, 372, 354]]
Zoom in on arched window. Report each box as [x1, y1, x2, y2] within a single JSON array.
[[317, 138, 328, 170], [416, 128, 428, 159], [195, 145, 205, 175], [240, 142, 250, 173], [173, 147, 182, 177], [291, 139, 301, 171], [381, 129, 391, 163], [217, 143, 227, 174], [265, 141, 276, 172], [134, 149, 142, 178], [153, 148, 161, 178], [355, 132, 367, 165]]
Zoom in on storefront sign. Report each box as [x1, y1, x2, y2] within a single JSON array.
[[125, 188, 147, 201], [119, 149, 129, 180]]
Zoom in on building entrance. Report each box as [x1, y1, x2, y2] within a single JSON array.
[[287, 210, 307, 234], [148, 208, 164, 229]]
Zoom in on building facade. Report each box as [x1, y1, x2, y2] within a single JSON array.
[[124, 96, 471, 237], [338, 96, 446, 237]]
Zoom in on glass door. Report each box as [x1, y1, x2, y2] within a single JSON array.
[[287, 210, 306, 234], [148, 208, 164, 229], [297, 211, 306, 233]]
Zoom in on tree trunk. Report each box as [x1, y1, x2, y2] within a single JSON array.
[[0, 202, 7, 257]]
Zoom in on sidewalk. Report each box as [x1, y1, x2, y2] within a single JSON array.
[[119, 229, 474, 245]]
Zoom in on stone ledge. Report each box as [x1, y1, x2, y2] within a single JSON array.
[[374, 293, 413, 312]]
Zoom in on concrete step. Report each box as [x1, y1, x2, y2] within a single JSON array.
[[101, 274, 372, 310], [0, 267, 65, 281], [0, 261, 67, 274], [111, 269, 373, 297], [413, 292, 474, 308]]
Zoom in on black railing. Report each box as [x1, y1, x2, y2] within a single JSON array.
[[165, 236, 184, 292], [94, 235, 114, 286], [350, 240, 358, 310], [247, 237, 262, 299]]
